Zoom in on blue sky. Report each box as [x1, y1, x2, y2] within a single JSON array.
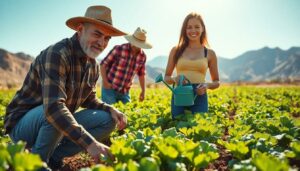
[[0, 0, 299, 60]]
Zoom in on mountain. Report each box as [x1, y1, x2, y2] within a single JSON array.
[[1, 46, 299, 89], [0, 48, 162, 88], [147, 47, 300, 82], [146, 55, 168, 69], [145, 65, 165, 82], [0, 49, 34, 89], [218, 47, 300, 82]]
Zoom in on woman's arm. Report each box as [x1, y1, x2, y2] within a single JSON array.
[[164, 47, 177, 84], [207, 49, 220, 90]]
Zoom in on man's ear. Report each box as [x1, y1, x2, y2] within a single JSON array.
[[77, 23, 84, 36]]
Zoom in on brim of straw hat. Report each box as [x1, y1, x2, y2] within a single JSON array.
[[66, 17, 127, 36], [124, 35, 152, 49]]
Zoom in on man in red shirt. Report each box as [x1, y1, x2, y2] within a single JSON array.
[[100, 27, 152, 104]]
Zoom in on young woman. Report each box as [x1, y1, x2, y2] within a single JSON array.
[[164, 12, 220, 118]]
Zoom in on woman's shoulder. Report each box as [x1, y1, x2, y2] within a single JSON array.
[[206, 48, 217, 58], [205, 48, 215, 55], [169, 46, 178, 57], [171, 46, 178, 53]]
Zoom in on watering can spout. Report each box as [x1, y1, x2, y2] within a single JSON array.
[[155, 74, 175, 93]]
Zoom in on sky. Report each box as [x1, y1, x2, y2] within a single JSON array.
[[0, 0, 300, 60]]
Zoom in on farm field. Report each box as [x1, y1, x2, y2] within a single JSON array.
[[0, 86, 300, 171]]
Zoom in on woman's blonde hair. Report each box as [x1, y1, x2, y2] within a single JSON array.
[[174, 12, 209, 64]]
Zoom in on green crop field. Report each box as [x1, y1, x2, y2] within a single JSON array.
[[1, 86, 300, 171]]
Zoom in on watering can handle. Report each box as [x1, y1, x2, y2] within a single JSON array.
[[178, 75, 184, 86], [178, 75, 191, 86]]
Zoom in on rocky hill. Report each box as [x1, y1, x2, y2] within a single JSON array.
[[0, 49, 33, 89], [1, 46, 299, 89], [146, 47, 300, 82]]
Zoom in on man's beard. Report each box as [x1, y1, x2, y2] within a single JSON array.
[[79, 37, 102, 59]]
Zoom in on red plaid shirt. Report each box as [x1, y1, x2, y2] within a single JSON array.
[[100, 43, 146, 94]]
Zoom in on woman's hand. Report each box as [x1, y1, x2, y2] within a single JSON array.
[[172, 75, 189, 85], [196, 83, 207, 95]]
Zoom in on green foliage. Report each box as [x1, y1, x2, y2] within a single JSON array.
[[0, 141, 44, 171], [218, 140, 249, 160], [1, 86, 300, 170], [139, 157, 159, 171], [290, 141, 300, 159], [251, 150, 289, 171]]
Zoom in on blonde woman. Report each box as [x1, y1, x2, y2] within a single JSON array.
[[165, 12, 220, 119]]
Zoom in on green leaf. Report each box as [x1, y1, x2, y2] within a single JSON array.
[[163, 127, 178, 138], [255, 139, 269, 153], [167, 161, 187, 171], [290, 141, 300, 159], [179, 127, 194, 138], [13, 153, 44, 171], [127, 160, 140, 171], [207, 151, 219, 160], [232, 159, 255, 171], [185, 140, 198, 151], [119, 147, 137, 162], [114, 163, 128, 171], [0, 149, 10, 170], [225, 141, 249, 160], [182, 151, 194, 162], [194, 153, 209, 168], [7, 141, 26, 157], [131, 139, 150, 157], [251, 150, 289, 171], [156, 143, 179, 160], [136, 130, 144, 139], [199, 141, 218, 153], [127, 160, 139, 171], [274, 133, 293, 148], [280, 116, 294, 128], [139, 157, 159, 171]]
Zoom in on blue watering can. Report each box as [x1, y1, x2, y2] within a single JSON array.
[[155, 74, 197, 106]]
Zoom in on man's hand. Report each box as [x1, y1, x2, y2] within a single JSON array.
[[86, 141, 114, 163], [139, 91, 145, 102], [110, 108, 127, 130]]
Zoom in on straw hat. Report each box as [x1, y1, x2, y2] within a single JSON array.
[[66, 6, 126, 36], [124, 27, 152, 49]]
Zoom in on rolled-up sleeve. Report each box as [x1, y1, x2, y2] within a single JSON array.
[[137, 55, 146, 77], [137, 62, 146, 76]]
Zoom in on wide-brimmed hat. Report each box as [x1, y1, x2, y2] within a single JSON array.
[[124, 27, 152, 49], [66, 6, 126, 36]]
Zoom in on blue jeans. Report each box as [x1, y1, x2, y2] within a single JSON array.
[[171, 84, 208, 119], [101, 87, 130, 104], [9, 105, 115, 163]]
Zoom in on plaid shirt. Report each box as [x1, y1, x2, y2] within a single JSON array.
[[100, 43, 146, 94], [5, 34, 112, 149]]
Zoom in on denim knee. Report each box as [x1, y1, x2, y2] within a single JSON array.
[[101, 111, 116, 130]]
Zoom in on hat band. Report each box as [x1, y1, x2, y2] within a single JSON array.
[[133, 34, 146, 42], [96, 18, 112, 25]]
